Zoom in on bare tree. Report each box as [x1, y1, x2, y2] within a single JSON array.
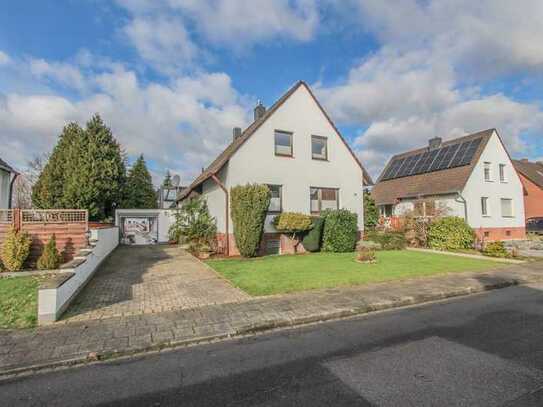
[[11, 153, 49, 209]]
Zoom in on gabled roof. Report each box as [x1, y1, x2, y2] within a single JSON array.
[[178, 81, 372, 200], [372, 129, 496, 205], [0, 157, 16, 174], [513, 159, 543, 189]]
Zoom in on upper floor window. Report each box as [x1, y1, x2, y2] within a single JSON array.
[[310, 187, 339, 214], [499, 164, 507, 182], [481, 197, 489, 216], [311, 135, 328, 160], [274, 130, 293, 157], [267, 184, 282, 213], [484, 162, 492, 182], [501, 198, 514, 217]]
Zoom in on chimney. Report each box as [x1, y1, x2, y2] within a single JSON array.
[[428, 137, 442, 150], [254, 100, 266, 121], [232, 127, 242, 141]]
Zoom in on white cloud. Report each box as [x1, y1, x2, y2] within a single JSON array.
[[316, 1, 543, 179], [124, 15, 198, 74], [0, 50, 11, 66], [29, 58, 87, 90], [1, 59, 250, 185]]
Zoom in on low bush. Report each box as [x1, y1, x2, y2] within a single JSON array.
[[169, 197, 217, 253], [357, 247, 376, 263], [230, 184, 271, 257], [37, 235, 61, 270], [365, 231, 406, 250], [1, 228, 32, 272], [321, 209, 358, 252], [273, 212, 312, 253], [427, 217, 475, 250], [356, 240, 382, 251], [302, 217, 324, 252], [483, 241, 510, 258]]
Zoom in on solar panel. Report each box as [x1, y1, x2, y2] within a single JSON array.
[[435, 143, 460, 170], [380, 136, 484, 181], [448, 141, 471, 168], [381, 157, 404, 180], [458, 138, 482, 166]]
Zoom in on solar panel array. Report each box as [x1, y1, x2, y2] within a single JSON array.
[[380, 137, 483, 181]]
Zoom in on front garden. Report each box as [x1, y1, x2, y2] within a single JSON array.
[[0, 276, 43, 329], [206, 250, 504, 296]]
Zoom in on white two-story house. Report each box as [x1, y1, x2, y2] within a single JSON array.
[[178, 81, 373, 255], [372, 129, 526, 241]]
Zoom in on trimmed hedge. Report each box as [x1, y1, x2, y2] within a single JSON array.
[[427, 216, 475, 250], [302, 217, 324, 252], [365, 231, 406, 250], [321, 209, 358, 252], [230, 184, 271, 257]]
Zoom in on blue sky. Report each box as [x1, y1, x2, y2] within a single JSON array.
[[1, 0, 543, 185]]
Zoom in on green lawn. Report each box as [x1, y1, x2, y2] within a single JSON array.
[[206, 251, 505, 296], [0, 277, 41, 329]]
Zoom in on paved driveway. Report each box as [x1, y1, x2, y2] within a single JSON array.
[[63, 245, 249, 322]]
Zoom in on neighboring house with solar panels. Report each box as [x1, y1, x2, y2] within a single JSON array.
[[0, 157, 18, 209], [372, 129, 526, 241], [512, 159, 543, 220], [177, 81, 373, 256]]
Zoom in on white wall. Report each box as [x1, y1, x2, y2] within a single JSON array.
[[38, 227, 119, 324], [462, 132, 525, 229], [114, 209, 176, 243], [393, 195, 465, 218], [201, 167, 228, 233], [203, 85, 365, 234], [0, 169, 10, 209]]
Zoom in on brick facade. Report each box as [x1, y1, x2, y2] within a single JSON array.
[[518, 173, 543, 219], [217, 233, 307, 257], [474, 226, 526, 242]]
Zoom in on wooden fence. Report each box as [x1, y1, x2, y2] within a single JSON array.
[[0, 209, 88, 264]]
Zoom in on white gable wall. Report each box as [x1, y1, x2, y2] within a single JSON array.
[[203, 85, 364, 233], [462, 131, 525, 229]]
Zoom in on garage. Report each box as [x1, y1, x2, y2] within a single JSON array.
[[115, 209, 176, 245]]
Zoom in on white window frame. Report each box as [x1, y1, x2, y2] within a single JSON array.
[[500, 198, 514, 218], [484, 162, 492, 182], [481, 197, 489, 217], [499, 163, 507, 183]]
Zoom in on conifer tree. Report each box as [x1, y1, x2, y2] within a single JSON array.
[[363, 189, 379, 229], [123, 154, 157, 209], [32, 123, 82, 208], [63, 114, 126, 220]]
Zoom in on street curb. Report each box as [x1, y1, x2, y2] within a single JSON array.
[[0, 276, 533, 381]]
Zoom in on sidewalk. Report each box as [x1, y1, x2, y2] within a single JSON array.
[[1, 262, 543, 378]]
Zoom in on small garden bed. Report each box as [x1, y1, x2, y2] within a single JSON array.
[[206, 250, 505, 296], [0, 276, 48, 329]]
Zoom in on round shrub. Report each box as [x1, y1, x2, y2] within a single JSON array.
[[321, 209, 358, 252], [427, 216, 475, 250], [1, 228, 32, 272], [483, 241, 510, 258], [37, 235, 61, 270], [230, 184, 271, 257], [302, 217, 324, 252]]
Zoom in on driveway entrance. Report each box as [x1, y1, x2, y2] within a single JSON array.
[[63, 245, 249, 322]]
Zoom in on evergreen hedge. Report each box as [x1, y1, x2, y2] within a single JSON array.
[[427, 216, 475, 250], [321, 209, 358, 252], [37, 235, 61, 270], [302, 217, 324, 252], [230, 184, 271, 257], [0, 228, 32, 272]]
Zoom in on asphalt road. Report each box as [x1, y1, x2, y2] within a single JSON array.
[[3, 283, 543, 407]]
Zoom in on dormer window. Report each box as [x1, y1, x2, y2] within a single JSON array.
[[274, 130, 293, 157], [311, 135, 327, 160]]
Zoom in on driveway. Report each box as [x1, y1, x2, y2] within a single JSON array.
[[63, 245, 249, 322]]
